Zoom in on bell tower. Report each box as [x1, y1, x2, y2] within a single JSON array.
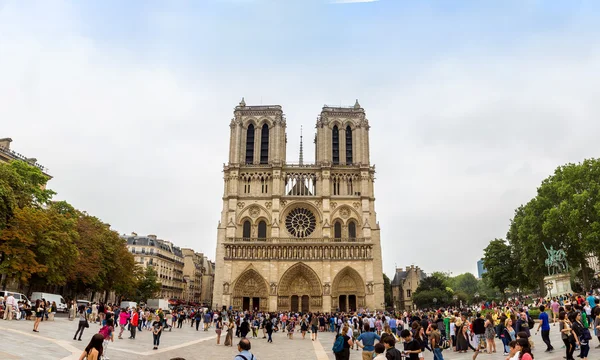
[[228, 98, 287, 166], [315, 99, 370, 165]]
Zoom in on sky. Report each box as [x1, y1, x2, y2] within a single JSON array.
[[2, 0, 600, 278]]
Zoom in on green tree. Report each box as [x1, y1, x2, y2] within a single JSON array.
[[506, 159, 600, 290], [383, 273, 392, 307], [412, 288, 451, 309], [134, 266, 162, 302], [482, 239, 519, 294], [452, 273, 479, 295]]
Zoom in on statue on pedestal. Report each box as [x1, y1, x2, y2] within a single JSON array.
[[543, 243, 569, 275]]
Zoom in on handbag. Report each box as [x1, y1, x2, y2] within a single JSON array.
[[85, 319, 90, 328]]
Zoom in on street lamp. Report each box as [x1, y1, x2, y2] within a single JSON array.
[[545, 281, 554, 298]]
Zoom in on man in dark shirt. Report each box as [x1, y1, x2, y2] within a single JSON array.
[[383, 335, 402, 360], [472, 313, 486, 359], [401, 329, 421, 360]]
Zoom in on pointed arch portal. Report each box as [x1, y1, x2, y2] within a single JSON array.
[[332, 266, 366, 312], [232, 268, 269, 311], [277, 262, 323, 312]]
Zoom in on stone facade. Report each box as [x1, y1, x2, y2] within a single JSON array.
[[212, 99, 384, 312], [391, 265, 426, 311], [0, 137, 51, 177]]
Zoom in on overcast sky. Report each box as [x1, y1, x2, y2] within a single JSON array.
[[2, 0, 599, 278]]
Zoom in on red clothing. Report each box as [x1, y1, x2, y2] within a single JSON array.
[[521, 353, 533, 360], [131, 312, 139, 327]]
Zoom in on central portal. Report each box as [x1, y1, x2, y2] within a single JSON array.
[[277, 262, 323, 312]]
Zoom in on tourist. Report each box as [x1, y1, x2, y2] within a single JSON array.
[[240, 318, 250, 338], [224, 319, 234, 346], [32, 299, 44, 332], [534, 305, 553, 352], [152, 316, 163, 350], [382, 335, 402, 360], [334, 325, 353, 360], [215, 316, 223, 345], [311, 313, 319, 341], [234, 338, 257, 360], [401, 329, 421, 360], [4, 293, 16, 320], [99, 318, 114, 359], [428, 323, 444, 360], [129, 308, 139, 339], [484, 313, 497, 353], [300, 315, 308, 339], [551, 298, 560, 325], [265, 316, 273, 343], [69, 300, 76, 321], [73, 305, 89, 341], [559, 311, 577, 360], [571, 312, 589, 360], [515, 338, 533, 360], [373, 343, 386, 360], [204, 310, 212, 331], [117, 308, 129, 339], [78, 333, 104, 360], [505, 340, 519, 360], [357, 322, 381, 360]]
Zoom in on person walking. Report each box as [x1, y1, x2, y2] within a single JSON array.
[[216, 316, 223, 345], [535, 305, 554, 352], [117, 308, 130, 339], [311, 313, 319, 341], [559, 311, 577, 360], [74, 305, 89, 341], [265, 318, 273, 343], [235, 338, 257, 360]]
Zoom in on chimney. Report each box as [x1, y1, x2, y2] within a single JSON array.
[[148, 234, 157, 240], [0, 138, 12, 149], [405, 266, 410, 271], [131, 232, 138, 236]]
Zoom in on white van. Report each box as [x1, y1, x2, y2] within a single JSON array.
[[120, 301, 137, 310], [0, 291, 31, 307], [30, 292, 68, 313]]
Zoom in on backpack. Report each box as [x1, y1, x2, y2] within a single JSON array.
[[440, 335, 451, 350], [237, 355, 254, 360], [332, 334, 344, 353], [527, 316, 534, 329], [99, 325, 111, 339], [581, 327, 592, 341]]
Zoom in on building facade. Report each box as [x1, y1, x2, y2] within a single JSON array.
[[477, 259, 487, 279], [212, 99, 384, 312], [182, 249, 215, 306], [0, 137, 51, 177], [391, 265, 426, 311], [124, 234, 185, 300]]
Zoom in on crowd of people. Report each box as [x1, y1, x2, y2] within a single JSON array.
[[3, 291, 600, 360]]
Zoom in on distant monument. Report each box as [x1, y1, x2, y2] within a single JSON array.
[[543, 243, 572, 297]]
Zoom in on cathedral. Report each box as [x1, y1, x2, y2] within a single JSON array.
[[212, 99, 384, 313]]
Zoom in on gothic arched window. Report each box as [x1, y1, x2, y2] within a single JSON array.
[[258, 220, 267, 239], [345, 125, 353, 164], [243, 220, 251, 239], [348, 221, 356, 239], [334, 221, 342, 239], [246, 124, 255, 164], [332, 125, 339, 165], [260, 124, 269, 164]]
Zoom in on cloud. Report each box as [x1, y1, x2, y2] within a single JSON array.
[[2, 0, 599, 279]]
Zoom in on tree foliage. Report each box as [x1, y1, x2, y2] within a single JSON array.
[[483, 158, 600, 294], [0, 160, 147, 298], [383, 273, 392, 307]]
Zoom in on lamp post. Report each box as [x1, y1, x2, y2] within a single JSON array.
[[545, 281, 554, 299], [453, 295, 458, 307]]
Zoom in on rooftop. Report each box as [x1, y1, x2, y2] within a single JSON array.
[[0, 138, 50, 175]]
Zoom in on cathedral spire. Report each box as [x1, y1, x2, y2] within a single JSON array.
[[239, 97, 246, 107], [299, 125, 304, 165]]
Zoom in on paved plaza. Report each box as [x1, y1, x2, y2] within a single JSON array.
[[0, 317, 596, 360]]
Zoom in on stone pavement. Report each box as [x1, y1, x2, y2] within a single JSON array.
[[0, 318, 598, 360]]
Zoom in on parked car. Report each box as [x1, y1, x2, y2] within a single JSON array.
[[30, 292, 68, 313], [0, 291, 31, 307]]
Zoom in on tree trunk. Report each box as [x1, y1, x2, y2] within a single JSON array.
[[581, 260, 590, 290]]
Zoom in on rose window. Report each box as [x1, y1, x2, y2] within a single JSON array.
[[285, 208, 316, 238]]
